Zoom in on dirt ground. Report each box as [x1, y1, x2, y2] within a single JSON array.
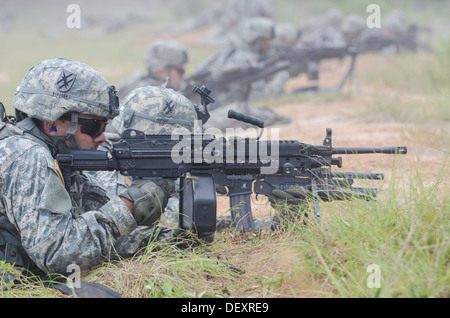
[[153, 25, 450, 298], [196, 50, 448, 297], [170, 26, 447, 225], [206, 53, 448, 221]]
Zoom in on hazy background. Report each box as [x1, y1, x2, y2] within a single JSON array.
[[1, 0, 449, 114]]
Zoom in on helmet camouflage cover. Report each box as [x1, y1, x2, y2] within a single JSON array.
[[13, 57, 119, 122], [274, 23, 300, 48], [341, 15, 366, 35], [112, 86, 198, 135], [240, 16, 275, 44], [144, 40, 188, 74]]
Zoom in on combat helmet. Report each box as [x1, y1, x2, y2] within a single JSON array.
[[144, 40, 188, 74], [14, 57, 119, 123], [341, 15, 366, 36], [383, 10, 407, 35], [112, 86, 198, 135], [240, 16, 275, 45], [273, 23, 300, 48]]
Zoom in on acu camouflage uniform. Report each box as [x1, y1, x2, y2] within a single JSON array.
[[90, 86, 203, 247], [199, 0, 274, 47], [116, 40, 188, 101], [193, 17, 290, 131], [0, 58, 139, 275], [248, 23, 302, 101], [299, 9, 346, 48], [0, 58, 175, 277]]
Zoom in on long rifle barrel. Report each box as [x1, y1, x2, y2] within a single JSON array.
[[332, 146, 407, 155], [331, 172, 385, 180]]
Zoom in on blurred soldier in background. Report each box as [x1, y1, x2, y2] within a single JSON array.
[[116, 40, 188, 100], [341, 14, 366, 45], [248, 22, 301, 100], [299, 9, 346, 48], [190, 17, 290, 130], [378, 10, 417, 53], [200, 0, 275, 46], [192, 16, 276, 104], [345, 9, 428, 53]]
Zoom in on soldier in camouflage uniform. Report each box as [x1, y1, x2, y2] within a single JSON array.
[[340, 14, 366, 45], [92, 86, 201, 226], [371, 10, 414, 53], [200, 0, 275, 46], [116, 40, 188, 101], [299, 9, 346, 48], [95, 86, 305, 236], [0, 58, 174, 277], [195, 17, 290, 131], [248, 22, 302, 100], [93, 86, 219, 245], [107, 87, 298, 234]]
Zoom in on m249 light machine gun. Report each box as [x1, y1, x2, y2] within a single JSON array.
[[217, 110, 406, 231], [56, 94, 406, 235], [278, 43, 360, 93]]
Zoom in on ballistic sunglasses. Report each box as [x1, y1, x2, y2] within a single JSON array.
[[59, 115, 108, 139]]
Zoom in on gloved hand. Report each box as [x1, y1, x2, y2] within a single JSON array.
[[150, 179, 176, 196], [119, 179, 171, 226]]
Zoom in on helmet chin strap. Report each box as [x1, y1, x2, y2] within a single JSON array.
[[50, 112, 79, 150], [65, 112, 80, 149]]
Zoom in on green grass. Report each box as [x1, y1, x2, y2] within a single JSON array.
[[82, 240, 246, 298], [2, 160, 448, 298], [1, 0, 449, 299], [294, 164, 449, 297], [356, 40, 450, 123]]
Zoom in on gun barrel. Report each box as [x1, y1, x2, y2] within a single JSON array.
[[331, 172, 384, 180], [332, 146, 407, 155]]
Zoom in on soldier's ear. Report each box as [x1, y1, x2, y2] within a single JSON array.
[[43, 121, 57, 134]]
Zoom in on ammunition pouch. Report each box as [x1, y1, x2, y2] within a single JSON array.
[[0, 219, 31, 269]]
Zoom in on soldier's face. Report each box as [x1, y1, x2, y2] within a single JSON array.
[[167, 66, 185, 90], [258, 38, 272, 52], [51, 114, 107, 150]]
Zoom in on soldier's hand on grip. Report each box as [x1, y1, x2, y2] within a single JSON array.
[[119, 180, 170, 226]]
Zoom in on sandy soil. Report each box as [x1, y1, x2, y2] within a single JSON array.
[[207, 53, 448, 220], [169, 27, 449, 297]]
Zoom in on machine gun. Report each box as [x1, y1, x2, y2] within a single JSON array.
[[278, 44, 360, 93], [181, 59, 291, 102], [360, 24, 432, 53], [216, 112, 405, 231], [56, 107, 406, 234]]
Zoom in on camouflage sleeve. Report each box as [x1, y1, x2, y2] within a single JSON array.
[[217, 49, 256, 76], [88, 170, 131, 197], [86, 137, 131, 197], [0, 137, 137, 274]]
